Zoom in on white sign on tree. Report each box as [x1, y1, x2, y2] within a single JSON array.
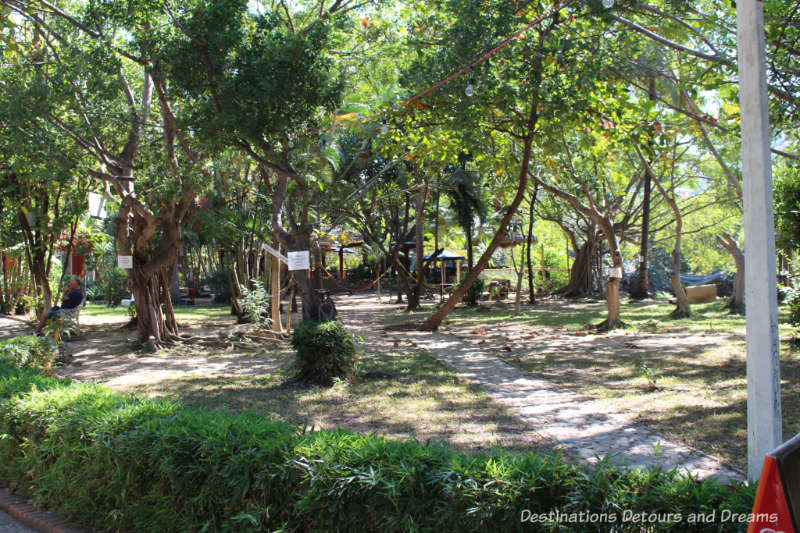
[[117, 256, 133, 269], [287, 251, 310, 271], [88, 192, 107, 218]]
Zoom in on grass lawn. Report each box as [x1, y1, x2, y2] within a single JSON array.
[[82, 302, 232, 323]]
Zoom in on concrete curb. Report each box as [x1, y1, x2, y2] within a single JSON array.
[[0, 487, 88, 533]]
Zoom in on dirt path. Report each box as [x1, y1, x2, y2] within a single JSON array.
[[52, 300, 547, 454], [0, 317, 33, 341]]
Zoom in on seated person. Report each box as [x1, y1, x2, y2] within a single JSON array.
[[35, 277, 84, 334]]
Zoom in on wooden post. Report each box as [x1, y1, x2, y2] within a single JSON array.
[[737, 0, 782, 480], [270, 254, 282, 333], [440, 259, 445, 302], [376, 263, 381, 300], [566, 236, 570, 270], [540, 244, 546, 289], [339, 247, 345, 280], [285, 283, 294, 334], [456, 260, 461, 285]]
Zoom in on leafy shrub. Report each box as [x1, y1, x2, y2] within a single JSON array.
[[102, 267, 129, 306], [781, 259, 800, 327], [348, 262, 375, 283], [205, 268, 232, 303], [291, 320, 356, 385], [239, 279, 271, 328], [465, 275, 485, 306], [84, 280, 104, 301], [0, 336, 55, 370], [0, 362, 757, 533]]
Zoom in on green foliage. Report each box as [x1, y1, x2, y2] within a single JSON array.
[[775, 162, 800, 251], [204, 268, 232, 303], [291, 320, 357, 385], [0, 363, 757, 533], [48, 261, 63, 302], [444, 167, 486, 244], [780, 257, 800, 327], [102, 267, 129, 306], [239, 279, 271, 329], [464, 275, 486, 306], [0, 336, 55, 370], [349, 262, 375, 283]]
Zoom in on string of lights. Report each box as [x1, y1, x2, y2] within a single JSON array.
[[307, 0, 580, 140]]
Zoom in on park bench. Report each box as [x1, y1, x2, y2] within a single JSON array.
[[55, 296, 87, 340]]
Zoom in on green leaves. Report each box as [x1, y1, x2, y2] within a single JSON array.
[[0, 362, 757, 533]]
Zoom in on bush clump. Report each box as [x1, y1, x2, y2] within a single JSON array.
[[291, 320, 357, 385], [465, 275, 486, 306], [0, 336, 56, 370], [0, 361, 757, 533], [205, 268, 232, 303]]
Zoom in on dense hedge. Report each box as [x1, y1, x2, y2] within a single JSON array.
[[0, 359, 755, 532]]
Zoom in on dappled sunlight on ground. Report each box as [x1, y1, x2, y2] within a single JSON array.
[[18, 293, 797, 471]]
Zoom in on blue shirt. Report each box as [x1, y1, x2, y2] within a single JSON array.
[[61, 289, 83, 309]]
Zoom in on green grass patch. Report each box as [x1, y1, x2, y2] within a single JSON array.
[[82, 302, 232, 323], [0, 362, 756, 532]]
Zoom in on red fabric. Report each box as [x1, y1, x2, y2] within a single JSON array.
[[71, 254, 85, 277], [748, 456, 795, 533]]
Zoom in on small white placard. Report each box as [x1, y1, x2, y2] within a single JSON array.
[[287, 251, 310, 271], [117, 255, 133, 269], [608, 267, 622, 279]]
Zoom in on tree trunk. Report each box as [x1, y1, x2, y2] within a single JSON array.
[[526, 191, 536, 305], [18, 210, 52, 311], [170, 256, 181, 305], [670, 247, 691, 318], [512, 251, 524, 315], [283, 229, 323, 321], [230, 243, 248, 318], [407, 191, 425, 311], [419, 102, 539, 331], [630, 165, 651, 299], [596, 229, 624, 332], [434, 179, 440, 254], [645, 150, 691, 319], [1, 252, 8, 312], [560, 239, 595, 297], [466, 219, 474, 273], [717, 233, 744, 312], [464, 217, 481, 306], [130, 264, 178, 346]]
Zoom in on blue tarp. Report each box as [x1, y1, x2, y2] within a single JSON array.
[[423, 250, 466, 261], [677, 271, 727, 286]]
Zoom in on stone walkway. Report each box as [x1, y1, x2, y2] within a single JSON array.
[[399, 328, 744, 482], [0, 317, 32, 342], [0, 510, 35, 533]]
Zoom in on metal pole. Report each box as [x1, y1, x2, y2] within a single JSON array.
[[737, 0, 782, 481]]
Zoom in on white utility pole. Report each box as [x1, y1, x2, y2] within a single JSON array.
[[737, 0, 782, 480]]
